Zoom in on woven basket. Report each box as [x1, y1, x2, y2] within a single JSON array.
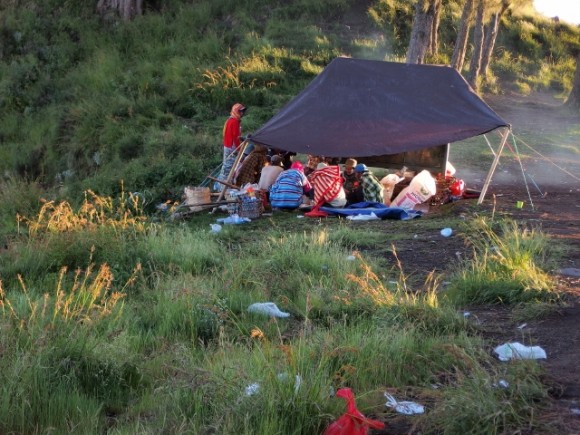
[[238, 200, 262, 219]]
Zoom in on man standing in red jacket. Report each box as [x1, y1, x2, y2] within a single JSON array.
[[216, 103, 246, 190]]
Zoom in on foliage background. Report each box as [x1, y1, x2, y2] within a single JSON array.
[[0, 0, 577, 208]]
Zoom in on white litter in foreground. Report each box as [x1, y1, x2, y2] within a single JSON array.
[[247, 302, 290, 318], [494, 342, 547, 361], [384, 393, 425, 415], [244, 373, 302, 397], [493, 379, 510, 389], [347, 212, 380, 221], [209, 224, 222, 233], [440, 227, 453, 237], [216, 214, 251, 225], [245, 383, 260, 396]]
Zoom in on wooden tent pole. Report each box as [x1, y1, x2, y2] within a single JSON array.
[[477, 127, 511, 204], [211, 140, 249, 213]]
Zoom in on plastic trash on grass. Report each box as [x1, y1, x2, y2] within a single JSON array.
[[216, 214, 251, 225], [247, 302, 290, 318], [210, 224, 222, 233], [440, 228, 453, 237], [494, 342, 547, 361], [346, 212, 380, 221], [323, 388, 385, 435], [384, 393, 425, 415], [245, 383, 260, 396], [244, 373, 302, 397]]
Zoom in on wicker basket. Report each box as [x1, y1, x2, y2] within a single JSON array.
[[238, 200, 262, 219]]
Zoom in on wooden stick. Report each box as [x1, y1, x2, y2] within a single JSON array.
[[207, 175, 239, 190], [178, 200, 237, 209], [478, 127, 511, 205], [212, 140, 249, 213]]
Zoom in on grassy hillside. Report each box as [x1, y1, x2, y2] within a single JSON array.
[[0, 2, 576, 433], [0, 0, 577, 211]]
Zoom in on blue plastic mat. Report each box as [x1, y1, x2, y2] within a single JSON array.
[[320, 202, 422, 220]]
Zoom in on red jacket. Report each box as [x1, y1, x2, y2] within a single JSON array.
[[223, 116, 241, 149]]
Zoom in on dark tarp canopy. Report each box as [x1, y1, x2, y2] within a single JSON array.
[[250, 57, 509, 157]]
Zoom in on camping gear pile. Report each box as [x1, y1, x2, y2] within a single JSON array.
[[189, 57, 510, 215], [226, 184, 264, 219]]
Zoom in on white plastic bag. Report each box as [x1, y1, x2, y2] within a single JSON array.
[[494, 342, 547, 361], [247, 302, 290, 318], [346, 212, 380, 221], [384, 393, 425, 415], [216, 214, 251, 225]]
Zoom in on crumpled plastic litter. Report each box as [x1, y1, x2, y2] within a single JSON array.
[[209, 224, 222, 233], [323, 388, 385, 435], [493, 379, 510, 389], [346, 212, 380, 221], [277, 373, 302, 394], [244, 373, 302, 397], [494, 342, 547, 361], [247, 302, 290, 318], [245, 383, 260, 396], [216, 214, 251, 225], [346, 255, 356, 261], [384, 393, 425, 415], [440, 227, 453, 237]]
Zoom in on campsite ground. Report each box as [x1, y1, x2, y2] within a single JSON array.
[[241, 90, 579, 434], [364, 91, 580, 434]]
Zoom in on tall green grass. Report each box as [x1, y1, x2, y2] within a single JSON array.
[[0, 198, 558, 433], [445, 218, 558, 305]]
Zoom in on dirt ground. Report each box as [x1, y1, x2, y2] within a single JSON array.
[[364, 92, 580, 433]]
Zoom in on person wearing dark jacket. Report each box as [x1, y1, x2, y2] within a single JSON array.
[[235, 144, 268, 186], [342, 158, 363, 204]]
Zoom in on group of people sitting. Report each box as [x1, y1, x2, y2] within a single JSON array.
[[232, 146, 385, 211]]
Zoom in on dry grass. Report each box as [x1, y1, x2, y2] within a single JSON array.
[[20, 189, 147, 237]]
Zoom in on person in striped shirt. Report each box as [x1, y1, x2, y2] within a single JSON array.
[[308, 162, 347, 208], [269, 161, 312, 210]]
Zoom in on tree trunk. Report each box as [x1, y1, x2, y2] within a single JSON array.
[[428, 0, 442, 56], [480, 2, 509, 80], [565, 52, 580, 109], [406, 0, 439, 64], [467, 0, 485, 90], [451, 0, 475, 72], [97, 0, 143, 21]]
